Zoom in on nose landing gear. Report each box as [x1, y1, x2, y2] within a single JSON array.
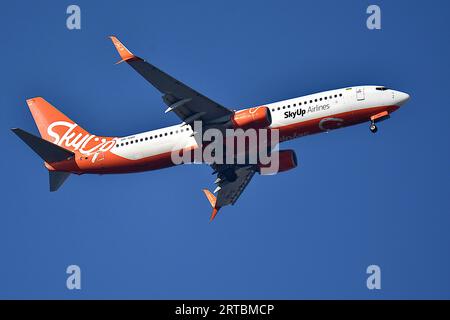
[[370, 122, 378, 133]]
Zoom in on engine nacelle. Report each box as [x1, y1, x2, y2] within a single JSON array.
[[231, 106, 272, 130], [258, 149, 298, 175]]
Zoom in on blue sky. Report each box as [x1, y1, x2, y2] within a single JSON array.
[[1, 0, 449, 299]]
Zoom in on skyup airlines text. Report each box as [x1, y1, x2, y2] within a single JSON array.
[[284, 104, 330, 119]]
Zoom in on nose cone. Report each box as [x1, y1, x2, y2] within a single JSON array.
[[395, 91, 410, 106]]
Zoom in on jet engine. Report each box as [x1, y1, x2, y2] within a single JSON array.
[[258, 149, 298, 175], [231, 106, 272, 130]]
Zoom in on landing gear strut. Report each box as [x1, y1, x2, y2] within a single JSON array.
[[370, 121, 378, 133]]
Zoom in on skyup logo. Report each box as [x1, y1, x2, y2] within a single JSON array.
[[284, 109, 306, 119]]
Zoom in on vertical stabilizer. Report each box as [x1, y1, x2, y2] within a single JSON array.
[[26, 97, 91, 143]]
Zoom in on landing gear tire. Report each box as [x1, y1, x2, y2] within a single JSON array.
[[370, 123, 378, 133]]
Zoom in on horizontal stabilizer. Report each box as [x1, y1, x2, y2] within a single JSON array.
[[49, 171, 70, 192], [11, 128, 74, 163]]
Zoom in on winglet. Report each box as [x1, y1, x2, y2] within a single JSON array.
[[202, 189, 217, 208], [210, 208, 219, 222], [202, 189, 221, 222], [109, 36, 138, 64]]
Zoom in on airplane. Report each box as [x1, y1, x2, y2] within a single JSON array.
[[12, 36, 410, 221]]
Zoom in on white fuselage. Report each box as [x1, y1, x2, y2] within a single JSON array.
[[109, 86, 409, 163]]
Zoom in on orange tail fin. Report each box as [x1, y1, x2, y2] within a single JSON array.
[[26, 97, 113, 155], [26, 97, 90, 143]]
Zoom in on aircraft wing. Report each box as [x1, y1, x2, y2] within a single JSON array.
[[203, 165, 256, 221], [109, 36, 233, 124]]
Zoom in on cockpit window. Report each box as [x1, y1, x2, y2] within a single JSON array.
[[376, 87, 390, 91]]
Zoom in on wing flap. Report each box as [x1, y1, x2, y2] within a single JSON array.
[[203, 165, 256, 221], [215, 166, 255, 208]]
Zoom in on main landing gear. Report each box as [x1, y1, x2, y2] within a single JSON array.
[[370, 121, 378, 133]]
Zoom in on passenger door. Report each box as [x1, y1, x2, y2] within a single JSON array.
[[356, 87, 365, 101]]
